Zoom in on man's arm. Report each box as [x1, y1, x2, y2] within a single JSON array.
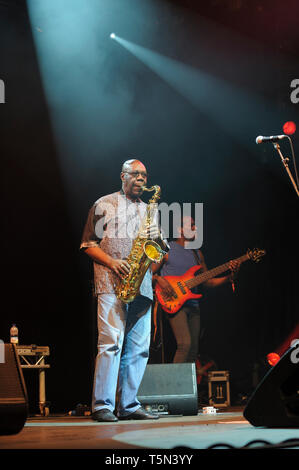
[[152, 254, 168, 275], [200, 251, 238, 288]]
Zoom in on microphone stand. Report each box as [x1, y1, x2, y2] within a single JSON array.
[[272, 142, 299, 198]]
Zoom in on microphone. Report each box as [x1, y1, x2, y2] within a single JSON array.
[[255, 134, 287, 144]]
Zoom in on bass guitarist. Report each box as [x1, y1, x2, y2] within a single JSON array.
[[152, 215, 240, 363]]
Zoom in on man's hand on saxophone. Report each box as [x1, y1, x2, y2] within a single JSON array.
[[83, 246, 130, 278], [139, 223, 161, 240], [108, 258, 131, 278]]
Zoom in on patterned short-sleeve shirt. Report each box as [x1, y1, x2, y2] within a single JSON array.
[[80, 190, 154, 300]]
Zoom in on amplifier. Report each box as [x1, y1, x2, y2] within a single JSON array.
[[208, 370, 230, 407], [0, 343, 28, 435], [137, 363, 198, 416]]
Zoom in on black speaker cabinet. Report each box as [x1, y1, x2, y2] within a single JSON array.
[[0, 343, 28, 435], [244, 345, 299, 427], [137, 363, 198, 416]]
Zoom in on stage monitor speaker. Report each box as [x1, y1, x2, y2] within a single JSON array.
[[137, 363, 198, 416], [0, 343, 28, 435], [243, 345, 299, 427]]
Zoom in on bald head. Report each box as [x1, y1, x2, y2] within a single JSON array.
[[120, 159, 148, 201], [121, 159, 142, 173]]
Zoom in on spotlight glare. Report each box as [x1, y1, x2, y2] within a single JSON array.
[[110, 33, 116, 39]]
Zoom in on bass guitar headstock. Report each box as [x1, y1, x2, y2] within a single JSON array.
[[247, 248, 266, 263]]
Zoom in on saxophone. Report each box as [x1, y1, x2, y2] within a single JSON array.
[[116, 185, 167, 303]]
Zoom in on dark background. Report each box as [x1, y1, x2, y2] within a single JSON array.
[[1, 0, 298, 413]]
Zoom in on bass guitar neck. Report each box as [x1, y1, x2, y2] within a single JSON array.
[[155, 248, 265, 314]]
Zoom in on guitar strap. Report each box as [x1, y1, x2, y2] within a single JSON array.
[[192, 249, 201, 265], [191, 249, 203, 296], [152, 295, 159, 342]]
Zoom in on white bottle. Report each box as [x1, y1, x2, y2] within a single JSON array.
[[10, 324, 19, 344]]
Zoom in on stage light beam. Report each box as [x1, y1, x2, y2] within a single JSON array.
[[110, 35, 280, 145]]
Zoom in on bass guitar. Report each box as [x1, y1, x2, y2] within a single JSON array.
[[155, 248, 265, 314]]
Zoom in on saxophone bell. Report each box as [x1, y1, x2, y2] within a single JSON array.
[[143, 239, 165, 263]]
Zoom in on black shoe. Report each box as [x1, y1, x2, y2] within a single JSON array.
[[119, 407, 160, 420], [92, 409, 118, 422]]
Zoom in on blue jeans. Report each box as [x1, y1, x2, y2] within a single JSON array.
[[92, 294, 152, 417]]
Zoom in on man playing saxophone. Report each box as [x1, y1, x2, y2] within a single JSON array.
[[80, 159, 167, 422]]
